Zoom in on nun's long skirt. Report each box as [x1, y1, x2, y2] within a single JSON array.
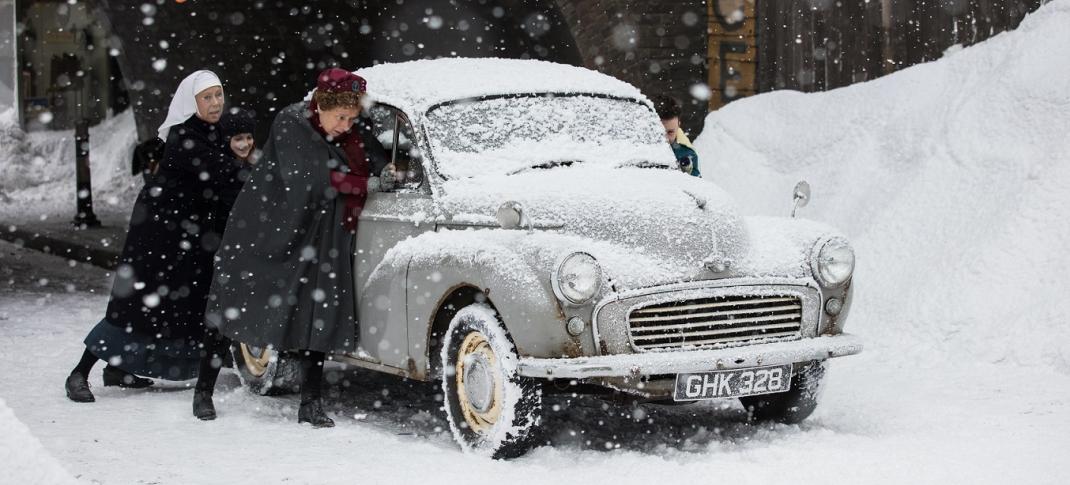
[[83, 319, 203, 380]]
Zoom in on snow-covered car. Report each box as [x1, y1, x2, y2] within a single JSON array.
[[230, 58, 862, 458]]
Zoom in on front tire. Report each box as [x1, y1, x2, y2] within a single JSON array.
[[230, 342, 303, 396], [440, 304, 543, 459], [739, 360, 826, 424]]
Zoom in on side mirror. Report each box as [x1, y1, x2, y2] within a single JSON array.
[[791, 181, 811, 218]]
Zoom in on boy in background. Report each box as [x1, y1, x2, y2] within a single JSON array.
[[651, 95, 701, 177]]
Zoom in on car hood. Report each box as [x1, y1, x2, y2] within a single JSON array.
[[437, 166, 749, 286]]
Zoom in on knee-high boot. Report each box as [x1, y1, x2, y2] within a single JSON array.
[[192, 332, 230, 420], [297, 351, 334, 428]]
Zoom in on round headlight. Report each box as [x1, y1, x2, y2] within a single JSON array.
[[553, 252, 602, 305], [812, 238, 855, 287]]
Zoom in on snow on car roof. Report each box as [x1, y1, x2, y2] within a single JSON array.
[[354, 58, 648, 116]]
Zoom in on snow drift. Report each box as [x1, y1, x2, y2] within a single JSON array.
[[0, 108, 139, 221], [695, 0, 1070, 372], [0, 397, 82, 484]]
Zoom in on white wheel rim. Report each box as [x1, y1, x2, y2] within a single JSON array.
[[455, 331, 503, 434], [240, 343, 272, 378]]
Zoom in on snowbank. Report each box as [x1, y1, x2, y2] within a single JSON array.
[[0, 108, 140, 222], [694, 0, 1070, 371], [0, 397, 82, 484]]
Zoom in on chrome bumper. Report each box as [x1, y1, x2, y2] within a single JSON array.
[[517, 334, 863, 379]]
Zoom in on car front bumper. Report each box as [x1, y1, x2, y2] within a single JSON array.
[[517, 334, 863, 379]]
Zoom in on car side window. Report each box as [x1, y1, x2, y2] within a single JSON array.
[[369, 104, 427, 194]]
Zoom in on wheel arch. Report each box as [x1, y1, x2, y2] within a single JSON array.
[[397, 233, 569, 379], [425, 283, 497, 379], [411, 264, 564, 380]]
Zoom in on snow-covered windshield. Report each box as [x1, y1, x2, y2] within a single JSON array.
[[424, 94, 673, 178]]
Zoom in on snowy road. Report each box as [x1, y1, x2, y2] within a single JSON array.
[[1, 240, 1067, 485]]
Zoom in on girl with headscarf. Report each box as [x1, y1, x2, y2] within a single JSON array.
[[64, 70, 248, 403], [216, 107, 258, 229], [191, 68, 388, 426], [220, 108, 258, 165]]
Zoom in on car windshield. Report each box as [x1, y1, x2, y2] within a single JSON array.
[[424, 94, 673, 179]]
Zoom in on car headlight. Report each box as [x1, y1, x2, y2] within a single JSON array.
[[552, 252, 602, 305], [811, 237, 855, 287]]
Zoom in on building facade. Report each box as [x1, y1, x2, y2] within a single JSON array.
[[8, 0, 1045, 143]]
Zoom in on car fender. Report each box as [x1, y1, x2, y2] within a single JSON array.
[[364, 229, 579, 379]]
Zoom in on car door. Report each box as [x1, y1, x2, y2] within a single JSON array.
[[351, 104, 437, 371]]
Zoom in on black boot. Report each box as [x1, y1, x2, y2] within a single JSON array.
[[65, 373, 95, 403], [297, 351, 334, 428], [192, 341, 226, 421], [102, 365, 154, 388], [66, 348, 98, 402], [193, 389, 216, 421], [298, 399, 334, 428]]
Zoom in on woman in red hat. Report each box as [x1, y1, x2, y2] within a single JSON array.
[[191, 68, 389, 427]]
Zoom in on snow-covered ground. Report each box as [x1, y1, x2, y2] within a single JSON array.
[[2, 0, 1070, 483], [2, 238, 1067, 484]]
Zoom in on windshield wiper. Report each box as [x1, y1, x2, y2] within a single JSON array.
[[616, 158, 673, 170], [508, 160, 580, 175]]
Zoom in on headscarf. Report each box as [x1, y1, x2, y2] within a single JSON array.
[[156, 70, 223, 141], [220, 108, 256, 139]]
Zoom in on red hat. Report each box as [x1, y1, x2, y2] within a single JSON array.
[[317, 68, 366, 94]]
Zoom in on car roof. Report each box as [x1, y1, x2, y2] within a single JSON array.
[[354, 57, 649, 117]]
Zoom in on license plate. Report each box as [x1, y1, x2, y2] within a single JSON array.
[[673, 364, 792, 401]]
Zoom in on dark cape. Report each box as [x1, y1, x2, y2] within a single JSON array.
[[205, 102, 383, 353], [85, 114, 245, 380]]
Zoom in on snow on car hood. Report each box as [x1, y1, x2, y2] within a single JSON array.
[[737, 216, 844, 280], [437, 165, 749, 286]]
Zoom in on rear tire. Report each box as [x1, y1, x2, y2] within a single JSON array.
[[230, 342, 303, 396], [441, 304, 543, 459], [739, 361, 826, 424]]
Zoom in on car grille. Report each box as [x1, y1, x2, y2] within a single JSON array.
[[628, 294, 804, 351]]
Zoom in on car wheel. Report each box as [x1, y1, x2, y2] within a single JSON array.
[[441, 303, 543, 459], [229, 342, 303, 396], [739, 360, 826, 424]]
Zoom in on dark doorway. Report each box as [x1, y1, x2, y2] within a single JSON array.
[[15, 0, 130, 130]]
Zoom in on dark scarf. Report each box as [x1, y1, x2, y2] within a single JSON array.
[[307, 100, 370, 231]]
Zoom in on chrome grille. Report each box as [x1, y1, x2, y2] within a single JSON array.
[[628, 295, 803, 350]]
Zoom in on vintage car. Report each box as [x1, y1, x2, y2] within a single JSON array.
[[230, 58, 862, 458]]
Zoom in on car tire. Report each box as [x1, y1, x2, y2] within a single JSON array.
[[739, 360, 826, 424], [230, 342, 304, 396], [440, 303, 543, 459]]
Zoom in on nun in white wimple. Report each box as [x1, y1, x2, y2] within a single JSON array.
[[64, 69, 249, 403], [158, 69, 224, 140]]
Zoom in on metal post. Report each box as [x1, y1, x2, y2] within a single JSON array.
[[0, 0, 16, 114], [73, 118, 101, 228]]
